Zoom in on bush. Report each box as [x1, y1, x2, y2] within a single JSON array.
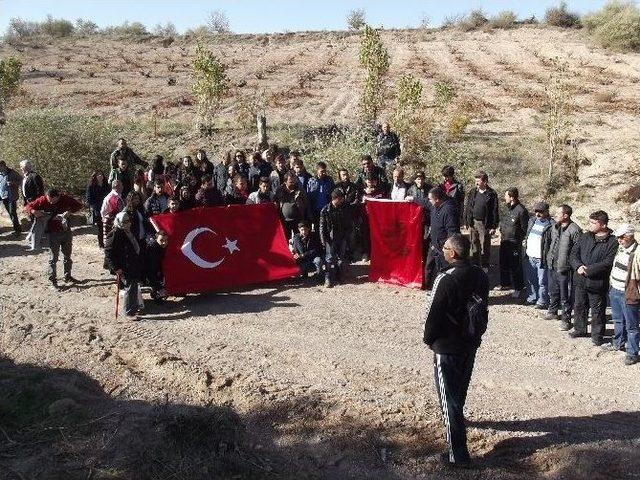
[[457, 9, 489, 31], [4, 17, 42, 42], [0, 109, 118, 194], [489, 10, 518, 29], [583, 1, 640, 51], [103, 21, 149, 37], [544, 2, 581, 27], [41, 15, 74, 37], [347, 9, 367, 30], [207, 10, 230, 34], [75, 18, 99, 36], [153, 22, 178, 37], [434, 79, 456, 108]]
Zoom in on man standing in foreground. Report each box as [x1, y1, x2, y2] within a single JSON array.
[[423, 234, 489, 468]]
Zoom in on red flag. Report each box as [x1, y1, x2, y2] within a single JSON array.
[[151, 203, 299, 295], [365, 199, 424, 289]]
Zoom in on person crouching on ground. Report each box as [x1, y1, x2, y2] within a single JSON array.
[[104, 211, 143, 320], [319, 189, 351, 288], [145, 230, 168, 302], [423, 233, 489, 468], [291, 220, 324, 281]]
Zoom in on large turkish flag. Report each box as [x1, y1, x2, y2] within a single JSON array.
[[150, 204, 299, 295], [365, 199, 424, 289]]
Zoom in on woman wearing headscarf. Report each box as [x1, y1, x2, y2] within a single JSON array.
[[104, 211, 143, 320]]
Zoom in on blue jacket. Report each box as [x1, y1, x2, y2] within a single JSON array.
[[307, 176, 335, 217], [428, 199, 460, 250], [0, 167, 21, 202]]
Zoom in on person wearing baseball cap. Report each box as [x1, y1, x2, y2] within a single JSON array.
[[603, 223, 639, 365], [524, 201, 553, 309]]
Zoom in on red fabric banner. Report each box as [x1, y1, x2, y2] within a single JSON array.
[[151, 203, 299, 295], [365, 199, 424, 289]]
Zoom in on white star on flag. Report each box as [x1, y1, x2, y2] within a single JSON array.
[[223, 238, 240, 254]]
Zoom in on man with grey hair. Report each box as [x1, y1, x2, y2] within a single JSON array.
[[19, 160, 45, 205], [423, 233, 489, 468]]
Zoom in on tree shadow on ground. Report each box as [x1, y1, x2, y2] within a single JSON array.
[[471, 411, 640, 479], [0, 357, 436, 480]]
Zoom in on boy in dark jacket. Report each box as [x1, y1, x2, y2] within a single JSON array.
[[568, 210, 618, 345], [291, 221, 324, 280], [319, 190, 351, 287], [145, 230, 168, 301], [497, 187, 530, 298]]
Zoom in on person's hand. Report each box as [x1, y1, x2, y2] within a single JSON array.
[[33, 210, 45, 218], [577, 265, 587, 276]]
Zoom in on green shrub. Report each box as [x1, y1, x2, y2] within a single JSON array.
[[457, 9, 489, 31], [4, 17, 42, 42], [489, 10, 518, 29], [544, 2, 581, 27], [0, 109, 118, 194], [152, 22, 178, 37], [434, 79, 456, 108], [583, 1, 640, 51], [102, 21, 149, 37], [75, 18, 99, 36], [41, 15, 74, 37]]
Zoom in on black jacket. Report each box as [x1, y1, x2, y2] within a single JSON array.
[[291, 232, 323, 262], [423, 261, 489, 354], [376, 131, 401, 161], [439, 180, 465, 216], [428, 199, 460, 250], [570, 230, 618, 292], [23, 171, 45, 204], [334, 181, 359, 206], [86, 183, 109, 212], [464, 186, 499, 229], [547, 221, 582, 273], [104, 228, 142, 280], [247, 162, 273, 192], [144, 241, 166, 287], [355, 166, 389, 194], [499, 202, 530, 242], [110, 147, 146, 169], [319, 202, 351, 245], [214, 162, 230, 195]]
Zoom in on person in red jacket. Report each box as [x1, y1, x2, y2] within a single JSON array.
[[25, 188, 82, 291]]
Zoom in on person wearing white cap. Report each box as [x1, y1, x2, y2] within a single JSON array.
[[602, 223, 639, 365]]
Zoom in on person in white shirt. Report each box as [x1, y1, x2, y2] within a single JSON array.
[[390, 166, 409, 201]]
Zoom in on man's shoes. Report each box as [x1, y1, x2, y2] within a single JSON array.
[[324, 278, 333, 288], [63, 275, 79, 284], [601, 343, 624, 352], [534, 304, 547, 310], [49, 281, 61, 292], [560, 321, 572, 331], [361, 254, 369, 262], [624, 355, 639, 365], [438, 452, 472, 469], [592, 337, 604, 347], [510, 290, 521, 299], [544, 312, 560, 320], [569, 331, 588, 339]]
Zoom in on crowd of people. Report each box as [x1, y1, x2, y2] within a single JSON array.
[[1, 126, 638, 365]]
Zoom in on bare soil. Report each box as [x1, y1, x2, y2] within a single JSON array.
[[1, 223, 639, 479]]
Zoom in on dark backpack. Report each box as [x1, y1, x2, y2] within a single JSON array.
[[450, 266, 489, 344]]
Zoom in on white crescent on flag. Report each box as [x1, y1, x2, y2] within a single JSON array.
[[181, 227, 226, 269]]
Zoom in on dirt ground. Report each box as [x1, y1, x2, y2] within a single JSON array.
[[1, 219, 640, 479]]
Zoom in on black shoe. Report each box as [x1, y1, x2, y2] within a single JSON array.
[[624, 355, 639, 366], [560, 322, 572, 331], [63, 275, 78, 284], [534, 304, 548, 310], [592, 337, 604, 347], [569, 331, 588, 338], [438, 452, 472, 469]]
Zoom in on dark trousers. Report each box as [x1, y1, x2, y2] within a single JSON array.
[[325, 238, 348, 282], [499, 240, 524, 290], [573, 285, 607, 340], [425, 245, 447, 290], [469, 220, 491, 267], [548, 269, 573, 321], [2, 199, 21, 232], [48, 230, 73, 281], [282, 219, 298, 241], [433, 350, 476, 464]]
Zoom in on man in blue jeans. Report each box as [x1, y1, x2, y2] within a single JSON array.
[[603, 223, 639, 365], [524, 202, 554, 309]]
